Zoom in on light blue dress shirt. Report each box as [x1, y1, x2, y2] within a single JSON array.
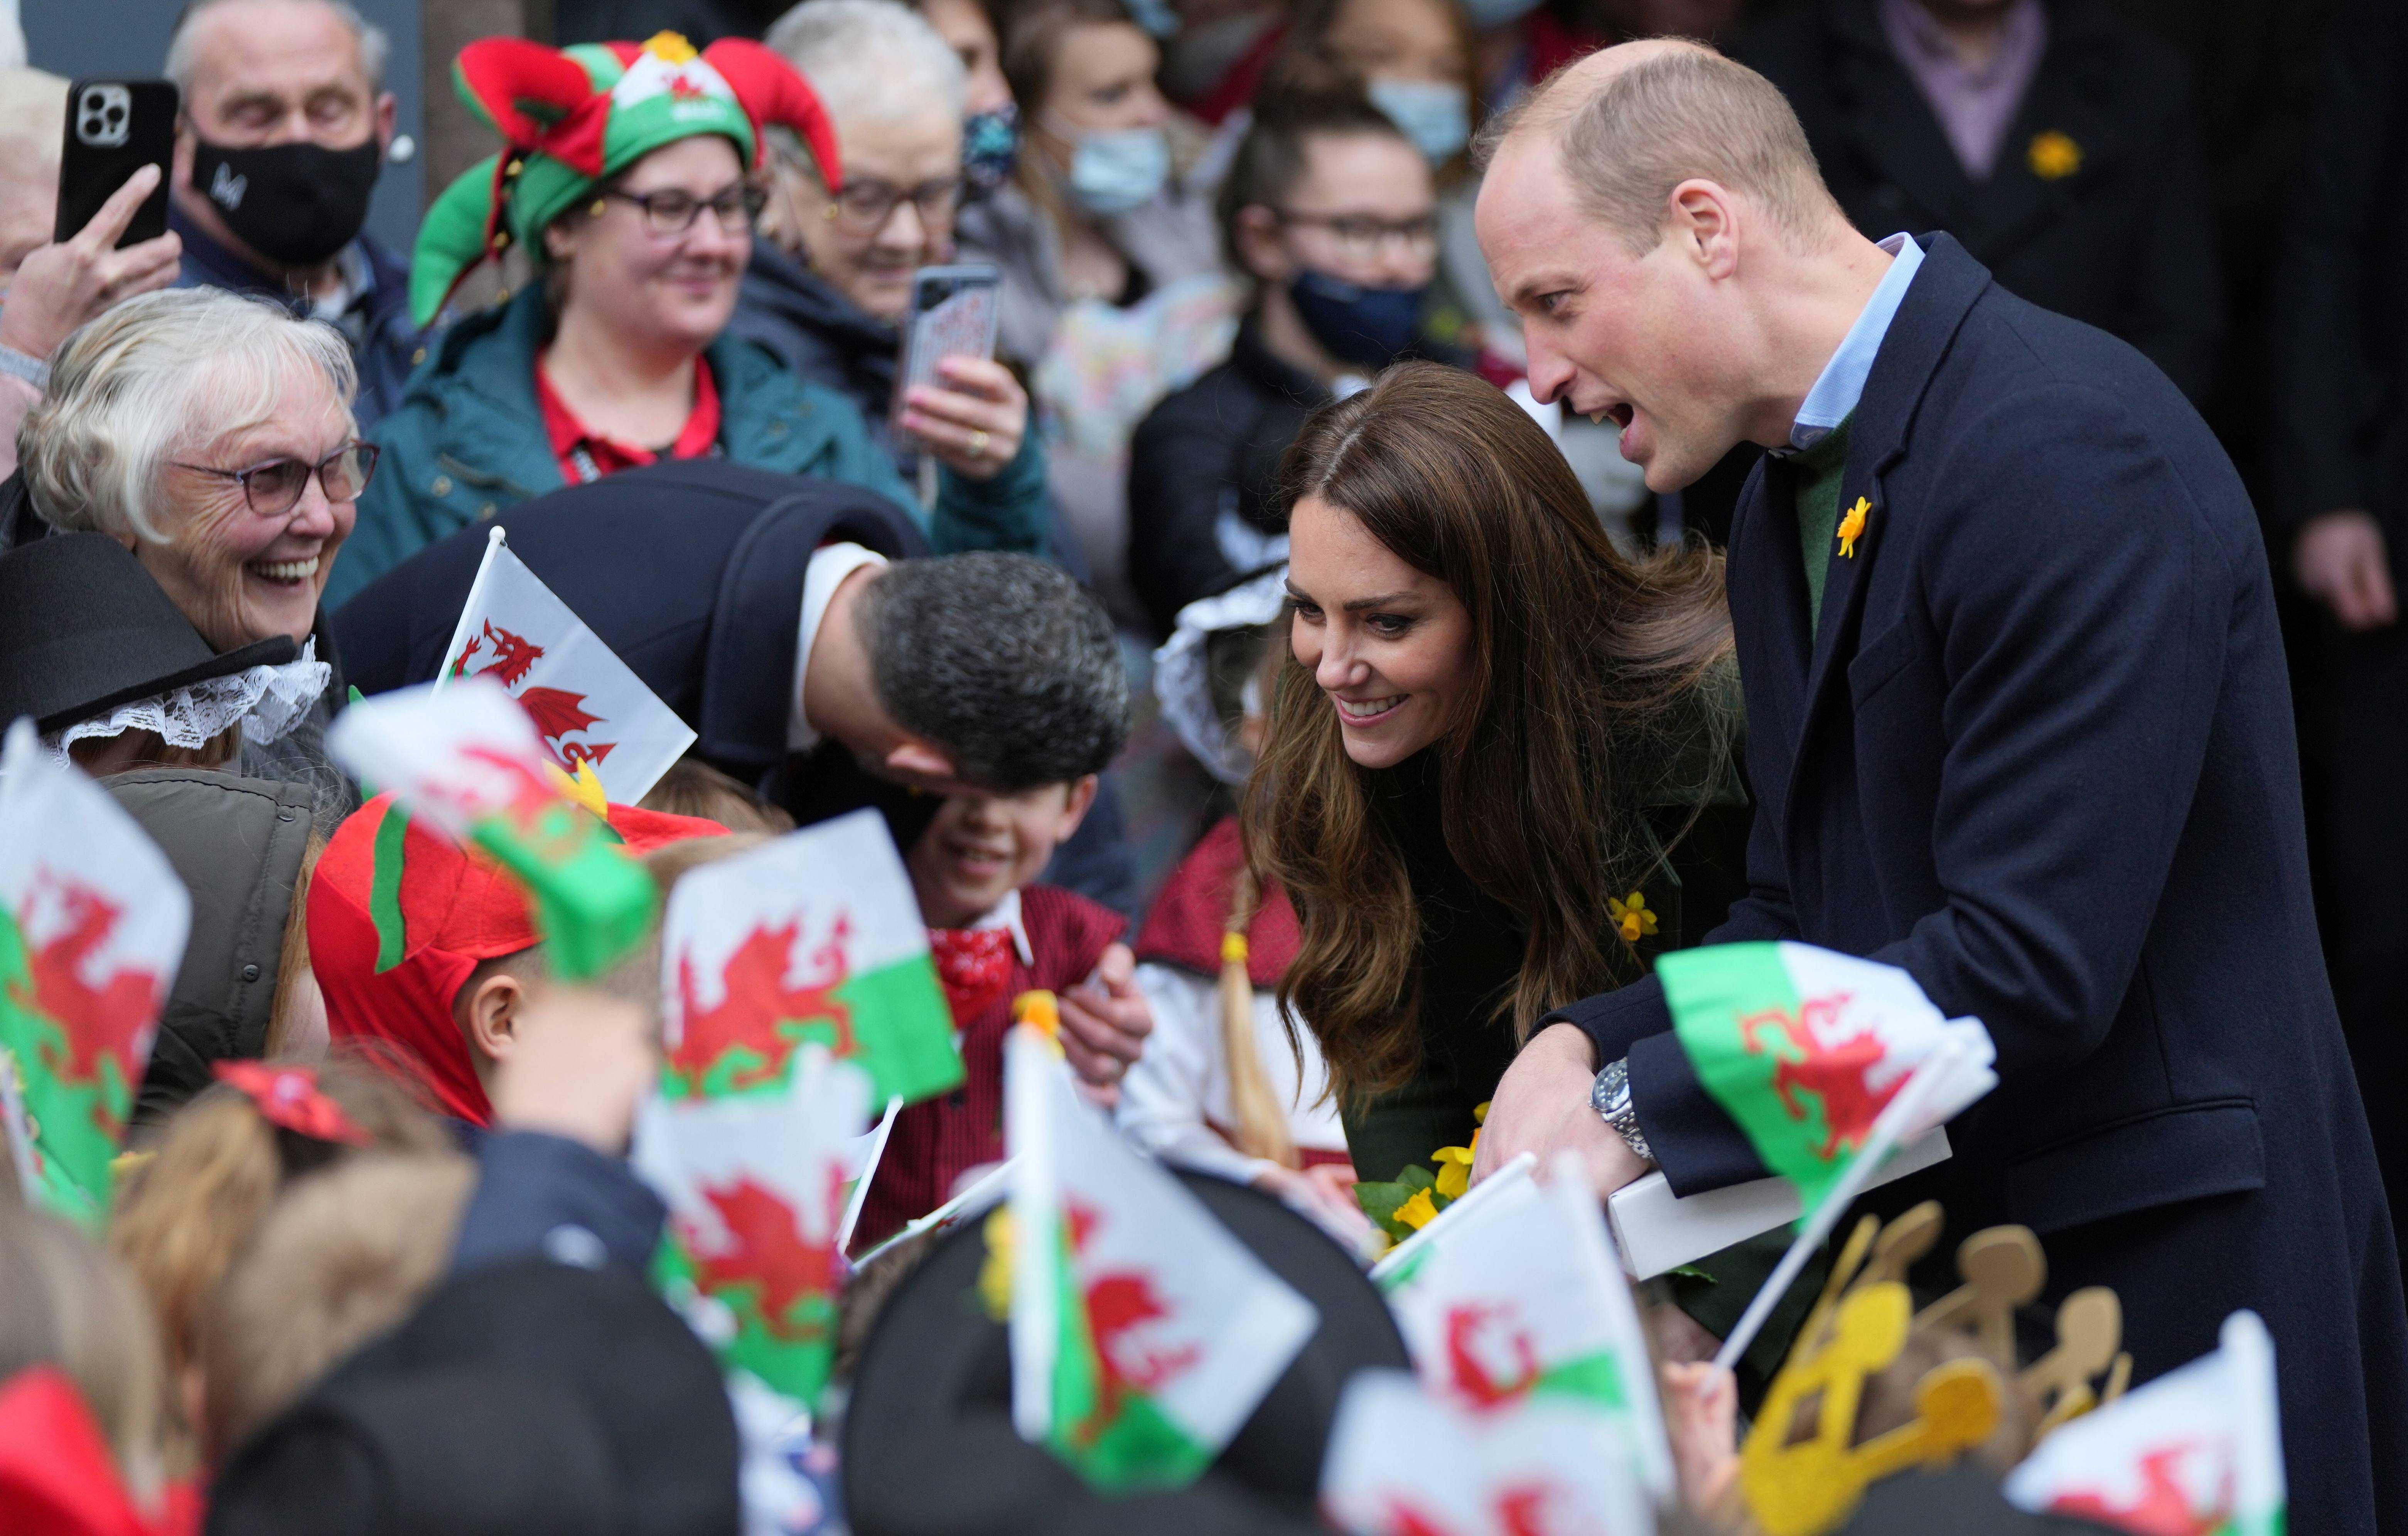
[[1787, 233, 1926, 451]]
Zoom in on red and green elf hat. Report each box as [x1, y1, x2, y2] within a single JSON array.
[[409, 30, 844, 327], [308, 792, 726, 1124]]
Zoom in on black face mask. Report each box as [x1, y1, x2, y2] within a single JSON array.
[[190, 135, 382, 268]]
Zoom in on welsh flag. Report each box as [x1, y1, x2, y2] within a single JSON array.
[[2003, 1311, 2284, 1536], [0, 720, 187, 1224], [436, 527, 694, 804], [634, 1045, 873, 1408], [1377, 1156, 1674, 1501], [324, 679, 655, 979], [1005, 1026, 1318, 1492], [1658, 942, 1995, 1210], [659, 810, 961, 1107], [1320, 1369, 1653, 1536]]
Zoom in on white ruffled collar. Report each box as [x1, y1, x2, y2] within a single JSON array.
[[43, 637, 333, 763]]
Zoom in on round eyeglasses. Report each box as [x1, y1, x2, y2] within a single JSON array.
[[172, 442, 380, 517]]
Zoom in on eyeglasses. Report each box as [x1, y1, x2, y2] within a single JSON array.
[[172, 442, 379, 517], [597, 184, 769, 238], [1277, 210, 1442, 262], [819, 175, 963, 235]]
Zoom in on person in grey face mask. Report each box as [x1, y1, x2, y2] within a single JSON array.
[[955, 0, 1231, 625], [162, 0, 425, 431]]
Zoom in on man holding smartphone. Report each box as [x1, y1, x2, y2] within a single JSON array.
[[162, 0, 422, 427]]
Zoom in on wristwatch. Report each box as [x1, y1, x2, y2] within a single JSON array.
[[1591, 1057, 1654, 1162]]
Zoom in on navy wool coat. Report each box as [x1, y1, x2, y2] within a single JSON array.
[[1557, 236, 2408, 1531]]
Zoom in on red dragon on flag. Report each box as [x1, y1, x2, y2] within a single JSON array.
[[682, 1169, 850, 1344], [1443, 1303, 1545, 1410], [9, 873, 163, 1139], [668, 916, 857, 1094], [1738, 992, 1904, 1160], [1064, 1197, 1202, 1450], [1381, 1483, 1580, 1536], [452, 621, 614, 770], [2047, 1445, 2227, 1536]]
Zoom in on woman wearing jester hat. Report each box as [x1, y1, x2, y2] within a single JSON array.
[[328, 32, 1052, 608]]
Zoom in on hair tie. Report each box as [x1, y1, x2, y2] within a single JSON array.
[[212, 1061, 372, 1147]]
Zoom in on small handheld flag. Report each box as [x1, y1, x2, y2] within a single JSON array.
[[2003, 1310, 2283, 1536], [0, 720, 187, 1224], [1005, 1025, 1317, 1492], [658, 811, 963, 1106], [324, 679, 657, 980], [635, 1045, 875, 1409], [1320, 1369, 1654, 1536], [1378, 1154, 1674, 1500], [436, 527, 695, 803]]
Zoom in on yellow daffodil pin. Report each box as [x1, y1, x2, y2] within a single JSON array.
[[1433, 1131, 1480, 1199], [2028, 130, 2082, 181], [1396, 1187, 1441, 1230], [1837, 497, 1870, 559], [1609, 890, 1659, 943]]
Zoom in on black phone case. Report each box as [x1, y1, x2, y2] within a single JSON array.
[[56, 80, 179, 247]]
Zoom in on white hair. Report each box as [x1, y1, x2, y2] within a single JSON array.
[[165, 0, 390, 93], [18, 288, 359, 545], [766, 0, 967, 130]]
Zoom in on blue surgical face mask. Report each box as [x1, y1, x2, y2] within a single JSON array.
[[1459, 0, 1545, 28], [1288, 268, 1427, 370], [1065, 125, 1171, 216], [1368, 77, 1471, 166], [1123, 0, 1182, 38], [963, 102, 1020, 194]]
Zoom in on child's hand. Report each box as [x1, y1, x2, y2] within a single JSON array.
[[1060, 943, 1152, 1106], [488, 984, 658, 1155], [1661, 1359, 1742, 1517]]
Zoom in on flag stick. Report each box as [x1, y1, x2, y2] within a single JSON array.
[[1711, 1036, 1971, 1371], [838, 1094, 904, 1254], [0, 1049, 40, 1204], [433, 525, 508, 689]]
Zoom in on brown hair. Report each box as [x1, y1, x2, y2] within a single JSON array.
[[1478, 41, 1834, 256], [0, 1200, 172, 1502], [1243, 363, 1730, 1100], [263, 832, 328, 1058], [197, 1149, 476, 1463], [640, 757, 797, 836], [1271, 0, 1482, 174], [998, 0, 1140, 124], [108, 1058, 452, 1423], [1214, 82, 1415, 278]]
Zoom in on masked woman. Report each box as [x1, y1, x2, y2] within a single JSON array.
[[334, 34, 1046, 608], [1244, 362, 1744, 1189]]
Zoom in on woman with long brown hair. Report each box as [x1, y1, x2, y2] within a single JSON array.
[[1244, 360, 1741, 1183]]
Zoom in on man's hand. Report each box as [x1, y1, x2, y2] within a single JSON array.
[[1472, 1020, 1648, 1194], [488, 984, 659, 1155], [1059, 942, 1152, 1107], [899, 355, 1029, 481], [2294, 509, 2397, 631], [0, 165, 182, 362]]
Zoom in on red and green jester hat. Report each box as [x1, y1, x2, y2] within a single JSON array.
[[409, 30, 843, 327]]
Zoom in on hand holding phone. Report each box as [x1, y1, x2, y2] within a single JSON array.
[[0, 164, 184, 363], [893, 264, 1024, 481]]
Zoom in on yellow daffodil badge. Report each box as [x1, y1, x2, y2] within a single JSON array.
[[1837, 497, 1870, 559], [1609, 890, 1659, 944]]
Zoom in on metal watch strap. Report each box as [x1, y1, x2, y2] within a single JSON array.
[[1590, 1056, 1653, 1162]]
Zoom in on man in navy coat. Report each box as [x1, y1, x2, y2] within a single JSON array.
[[1471, 40, 2408, 1529]]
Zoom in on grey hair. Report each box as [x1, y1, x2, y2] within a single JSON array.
[[165, 0, 390, 92], [857, 553, 1129, 790], [766, 0, 967, 128], [19, 287, 359, 545]]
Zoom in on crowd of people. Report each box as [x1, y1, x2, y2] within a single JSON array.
[[2, 0, 2406, 1532]]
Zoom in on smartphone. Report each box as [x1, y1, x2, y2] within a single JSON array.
[[892, 263, 1002, 430], [56, 80, 178, 247]]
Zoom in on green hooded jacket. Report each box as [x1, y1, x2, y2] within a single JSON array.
[[332, 287, 1048, 608]]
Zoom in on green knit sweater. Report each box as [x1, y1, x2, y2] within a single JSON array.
[[1793, 415, 1854, 632]]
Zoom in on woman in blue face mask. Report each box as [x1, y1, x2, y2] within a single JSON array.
[[954, 0, 1233, 625], [1126, 87, 1458, 639]]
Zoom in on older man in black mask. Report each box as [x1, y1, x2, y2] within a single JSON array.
[[164, 0, 422, 428]]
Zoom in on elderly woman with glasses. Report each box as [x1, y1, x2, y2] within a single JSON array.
[[739, 0, 1042, 502], [13, 286, 368, 801], [329, 32, 1048, 608]]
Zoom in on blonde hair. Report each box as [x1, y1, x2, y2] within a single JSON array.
[[639, 758, 796, 836], [0, 1200, 172, 1504], [197, 1150, 476, 1462], [1481, 41, 1836, 257], [18, 287, 359, 544], [109, 1061, 451, 1413]]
